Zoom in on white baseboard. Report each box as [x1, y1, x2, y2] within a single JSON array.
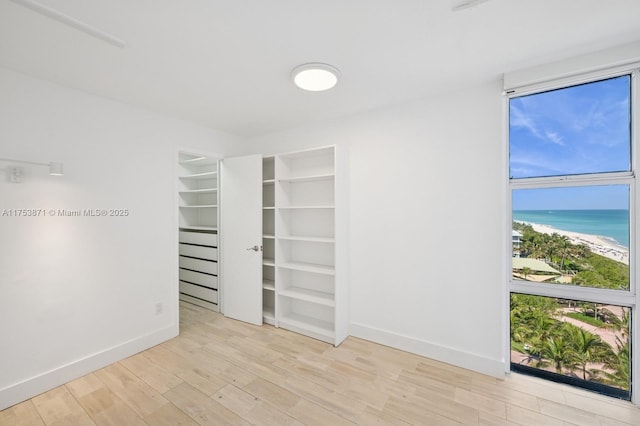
[[350, 322, 506, 379], [0, 325, 178, 411]]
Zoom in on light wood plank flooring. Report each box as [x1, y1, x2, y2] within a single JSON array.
[[2, 301, 640, 425]]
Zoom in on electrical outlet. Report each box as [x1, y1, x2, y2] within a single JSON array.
[[155, 302, 163, 315]]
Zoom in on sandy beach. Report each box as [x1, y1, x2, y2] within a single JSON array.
[[518, 222, 629, 265]]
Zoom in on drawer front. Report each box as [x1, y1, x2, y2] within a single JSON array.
[[179, 231, 218, 246], [179, 256, 218, 275], [179, 243, 218, 260], [179, 268, 218, 288], [179, 281, 218, 304]]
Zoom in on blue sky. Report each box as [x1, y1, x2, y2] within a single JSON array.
[[512, 185, 629, 210], [510, 75, 631, 210], [510, 75, 630, 178]]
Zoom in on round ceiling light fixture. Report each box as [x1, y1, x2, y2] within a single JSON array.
[[291, 63, 340, 92]]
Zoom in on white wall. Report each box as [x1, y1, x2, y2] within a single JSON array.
[[0, 67, 243, 409], [247, 80, 507, 376], [0, 65, 506, 410]]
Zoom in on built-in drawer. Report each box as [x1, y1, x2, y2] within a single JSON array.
[[179, 268, 218, 288], [179, 231, 218, 246], [179, 256, 217, 275], [179, 281, 218, 304], [179, 243, 217, 260]]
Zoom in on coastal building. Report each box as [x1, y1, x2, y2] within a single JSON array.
[[512, 230, 523, 255], [512, 258, 561, 281]]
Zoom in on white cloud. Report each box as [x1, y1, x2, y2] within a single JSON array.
[[511, 101, 565, 146], [545, 131, 564, 146], [510, 102, 543, 139]]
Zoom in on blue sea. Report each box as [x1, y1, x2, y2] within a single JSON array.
[[512, 209, 629, 248]]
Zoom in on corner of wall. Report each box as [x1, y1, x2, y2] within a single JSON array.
[[0, 325, 177, 411], [349, 322, 506, 379]]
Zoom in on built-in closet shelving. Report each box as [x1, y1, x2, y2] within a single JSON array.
[[178, 152, 220, 311], [273, 146, 347, 345], [262, 156, 276, 325]]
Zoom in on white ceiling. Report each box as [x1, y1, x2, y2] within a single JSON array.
[[1, 0, 640, 137]]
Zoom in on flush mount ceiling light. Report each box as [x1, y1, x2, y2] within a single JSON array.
[[291, 63, 340, 92]]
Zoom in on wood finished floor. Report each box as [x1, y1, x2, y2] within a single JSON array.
[[2, 302, 640, 425]]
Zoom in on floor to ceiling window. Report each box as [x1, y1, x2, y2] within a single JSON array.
[[507, 71, 636, 400]]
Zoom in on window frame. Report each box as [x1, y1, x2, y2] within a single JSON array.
[[505, 66, 639, 403]]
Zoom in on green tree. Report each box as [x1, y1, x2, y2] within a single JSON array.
[[602, 337, 630, 390], [556, 235, 573, 272], [512, 222, 627, 289], [539, 336, 576, 374], [564, 325, 610, 380], [607, 307, 630, 337], [543, 235, 558, 264], [573, 253, 629, 289], [510, 294, 560, 343]]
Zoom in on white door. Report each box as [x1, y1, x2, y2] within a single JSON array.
[[220, 154, 263, 325]]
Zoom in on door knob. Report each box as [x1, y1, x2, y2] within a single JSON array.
[[246, 245, 262, 251]]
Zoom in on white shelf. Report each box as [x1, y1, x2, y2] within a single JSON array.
[[178, 150, 220, 313], [277, 235, 334, 243], [278, 313, 334, 341], [278, 261, 334, 275], [279, 173, 335, 183], [270, 146, 344, 345], [180, 225, 217, 232], [179, 188, 217, 194], [179, 156, 207, 164], [280, 288, 334, 306], [263, 279, 275, 291], [278, 205, 335, 210], [179, 156, 217, 166], [262, 155, 276, 325], [179, 204, 218, 208], [179, 171, 218, 179], [257, 147, 343, 343], [279, 146, 334, 160], [263, 258, 275, 267], [263, 306, 275, 324]]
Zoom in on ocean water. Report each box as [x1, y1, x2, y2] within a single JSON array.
[[512, 209, 629, 248]]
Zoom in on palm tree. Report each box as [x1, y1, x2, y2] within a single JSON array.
[[543, 235, 558, 263], [607, 307, 630, 337], [602, 337, 630, 390], [539, 336, 576, 374], [511, 307, 558, 345], [531, 311, 559, 342], [565, 326, 610, 380], [520, 231, 546, 259], [556, 236, 573, 272], [510, 294, 565, 364], [573, 243, 590, 261]]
